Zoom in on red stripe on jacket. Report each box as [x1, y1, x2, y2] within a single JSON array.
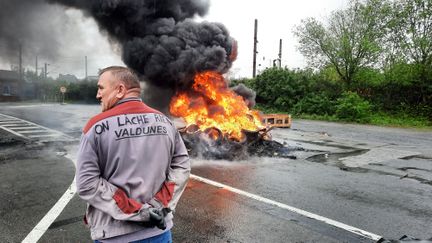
[[155, 181, 176, 207], [113, 189, 142, 214], [83, 101, 162, 134]]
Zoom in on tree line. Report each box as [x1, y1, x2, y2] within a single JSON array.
[[23, 70, 98, 103], [234, 0, 431, 125]]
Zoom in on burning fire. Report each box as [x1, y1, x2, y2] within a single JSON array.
[[170, 71, 264, 141]]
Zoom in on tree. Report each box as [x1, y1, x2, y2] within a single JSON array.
[[254, 67, 311, 111], [387, 0, 432, 107], [389, 0, 432, 67], [294, 0, 390, 89]]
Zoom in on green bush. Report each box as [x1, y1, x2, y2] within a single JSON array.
[[66, 80, 98, 102], [335, 91, 372, 122], [254, 67, 310, 111], [293, 93, 336, 116]]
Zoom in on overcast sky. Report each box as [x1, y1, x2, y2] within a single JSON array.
[[203, 0, 349, 78], [0, 0, 349, 79]]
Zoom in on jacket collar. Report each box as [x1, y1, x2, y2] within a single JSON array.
[[114, 97, 142, 106]]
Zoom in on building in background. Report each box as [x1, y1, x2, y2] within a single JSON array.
[[58, 74, 79, 83], [0, 70, 22, 102]]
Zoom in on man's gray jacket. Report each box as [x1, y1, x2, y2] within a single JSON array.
[[76, 98, 190, 241]]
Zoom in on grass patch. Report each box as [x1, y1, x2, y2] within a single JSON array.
[[368, 112, 432, 129], [295, 113, 339, 122], [255, 104, 432, 130], [295, 112, 432, 129]]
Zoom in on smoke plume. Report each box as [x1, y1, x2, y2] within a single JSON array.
[[231, 83, 256, 108], [48, 0, 237, 90], [1, 0, 256, 111]]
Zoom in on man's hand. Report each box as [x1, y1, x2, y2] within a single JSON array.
[[148, 208, 166, 230], [161, 207, 171, 217]]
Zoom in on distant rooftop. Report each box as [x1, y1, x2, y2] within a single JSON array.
[[58, 74, 79, 83], [0, 70, 20, 81]]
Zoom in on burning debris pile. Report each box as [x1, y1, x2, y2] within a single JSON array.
[[170, 71, 296, 160], [178, 125, 297, 160], [170, 71, 263, 141]]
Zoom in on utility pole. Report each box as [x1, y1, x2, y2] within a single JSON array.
[[252, 19, 258, 78], [278, 39, 282, 68], [35, 56, 38, 77], [44, 63, 49, 78], [19, 43, 23, 81], [85, 56, 88, 80]]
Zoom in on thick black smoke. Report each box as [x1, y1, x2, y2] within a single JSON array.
[[231, 83, 256, 108], [1, 0, 255, 111], [48, 0, 237, 90]]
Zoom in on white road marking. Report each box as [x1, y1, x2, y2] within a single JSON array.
[[9, 127, 41, 130], [21, 150, 78, 243], [0, 122, 28, 126], [28, 134, 62, 138], [0, 113, 74, 141], [18, 130, 49, 134], [0, 126, 29, 139], [22, 178, 77, 243], [0, 120, 20, 123], [190, 174, 383, 242], [0, 118, 18, 120], [1, 104, 55, 108]]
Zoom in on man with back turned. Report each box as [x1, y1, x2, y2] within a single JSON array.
[[76, 66, 190, 242]]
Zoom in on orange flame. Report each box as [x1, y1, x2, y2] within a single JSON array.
[[170, 71, 264, 140]]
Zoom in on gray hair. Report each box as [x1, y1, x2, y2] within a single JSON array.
[[99, 66, 140, 90]]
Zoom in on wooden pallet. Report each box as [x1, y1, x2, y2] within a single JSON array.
[[262, 113, 291, 128]]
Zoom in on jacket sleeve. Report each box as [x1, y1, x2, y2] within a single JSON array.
[[76, 133, 152, 222], [152, 130, 190, 211]]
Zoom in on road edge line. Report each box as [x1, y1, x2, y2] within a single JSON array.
[[190, 174, 383, 242], [19, 135, 78, 243], [21, 179, 76, 243]]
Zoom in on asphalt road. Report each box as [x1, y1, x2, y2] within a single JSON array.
[[0, 103, 431, 242]]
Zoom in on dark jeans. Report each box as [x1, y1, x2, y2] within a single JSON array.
[[94, 230, 172, 243]]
